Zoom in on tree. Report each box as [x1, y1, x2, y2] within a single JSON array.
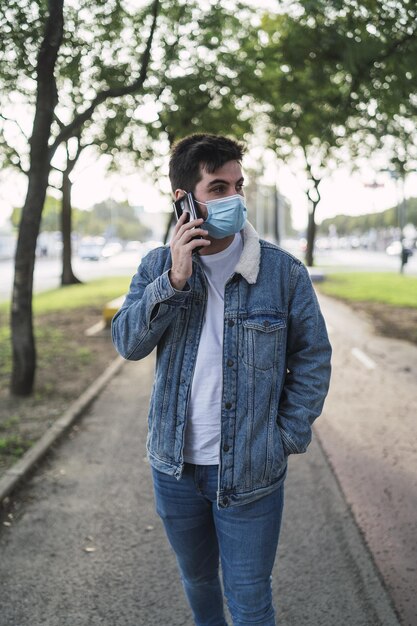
[[47, 134, 86, 284], [242, 0, 417, 265], [0, 0, 160, 395]]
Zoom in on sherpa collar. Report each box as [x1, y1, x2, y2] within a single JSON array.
[[234, 222, 261, 284]]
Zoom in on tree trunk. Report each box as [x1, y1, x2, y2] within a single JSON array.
[[11, 175, 48, 395], [303, 164, 321, 268], [164, 211, 175, 244], [10, 0, 64, 396], [305, 204, 318, 267], [61, 169, 81, 285], [273, 187, 280, 245]]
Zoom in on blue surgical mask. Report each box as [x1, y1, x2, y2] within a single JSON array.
[[195, 194, 247, 239]]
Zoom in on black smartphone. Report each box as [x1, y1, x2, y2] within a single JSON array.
[[173, 192, 204, 251], [173, 192, 201, 222]]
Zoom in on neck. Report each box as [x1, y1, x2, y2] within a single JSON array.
[[198, 234, 235, 256]]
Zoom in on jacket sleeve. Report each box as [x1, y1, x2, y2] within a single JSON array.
[[278, 263, 332, 455], [111, 252, 191, 360]]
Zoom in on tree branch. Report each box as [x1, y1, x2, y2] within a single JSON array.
[[0, 138, 28, 174], [54, 113, 66, 129], [0, 113, 30, 141], [48, 0, 160, 159], [51, 164, 64, 173]]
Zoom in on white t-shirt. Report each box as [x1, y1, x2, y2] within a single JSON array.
[[183, 234, 243, 465]]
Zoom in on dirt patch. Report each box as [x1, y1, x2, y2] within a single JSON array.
[[0, 307, 118, 477], [347, 301, 417, 346]]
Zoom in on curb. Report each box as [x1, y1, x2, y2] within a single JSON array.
[[0, 356, 125, 504], [103, 295, 125, 327], [307, 267, 326, 283]]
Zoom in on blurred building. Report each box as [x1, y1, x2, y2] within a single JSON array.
[[133, 204, 170, 243], [244, 179, 292, 244]]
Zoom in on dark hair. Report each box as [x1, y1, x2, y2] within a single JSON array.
[[169, 133, 246, 193]]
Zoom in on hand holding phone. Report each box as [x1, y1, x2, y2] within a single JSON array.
[[169, 194, 210, 289], [173, 192, 204, 251]]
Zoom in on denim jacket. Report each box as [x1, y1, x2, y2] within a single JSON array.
[[112, 223, 331, 508]]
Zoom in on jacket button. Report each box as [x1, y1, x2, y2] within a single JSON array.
[[263, 320, 270, 328], [225, 402, 232, 409], [227, 359, 234, 367], [228, 320, 235, 327], [222, 496, 229, 506], [223, 444, 229, 452]]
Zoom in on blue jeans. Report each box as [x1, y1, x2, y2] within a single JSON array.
[[152, 464, 285, 626]]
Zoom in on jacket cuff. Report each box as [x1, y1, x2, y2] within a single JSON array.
[[153, 270, 191, 304]]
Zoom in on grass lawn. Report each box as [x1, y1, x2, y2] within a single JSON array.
[[0, 275, 132, 316], [317, 272, 417, 309]]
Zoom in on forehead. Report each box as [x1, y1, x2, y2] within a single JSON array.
[[198, 160, 243, 186]]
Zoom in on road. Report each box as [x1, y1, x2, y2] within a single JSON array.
[[314, 247, 417, 274], [1, 245, 416, 303], [0, 353, 399, 626], [0, 251, 142, 303]]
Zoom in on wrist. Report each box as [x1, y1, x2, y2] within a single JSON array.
[[169, 270, 187, 291]]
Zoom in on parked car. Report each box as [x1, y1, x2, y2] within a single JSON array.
[[78, 237, 105, 260], [102, 241, 123, 258]]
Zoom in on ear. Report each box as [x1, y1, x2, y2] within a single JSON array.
[[174, 189, 186, 200]]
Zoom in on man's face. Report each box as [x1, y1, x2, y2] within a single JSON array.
[[182, 160, 244, 220]]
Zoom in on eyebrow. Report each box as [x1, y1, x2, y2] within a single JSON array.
[[207, 177, 244, 188]]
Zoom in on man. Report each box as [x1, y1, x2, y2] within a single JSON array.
[[112, 134, 332, 626]]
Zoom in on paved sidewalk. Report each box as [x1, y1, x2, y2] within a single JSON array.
[[0, 356, 400, 626]]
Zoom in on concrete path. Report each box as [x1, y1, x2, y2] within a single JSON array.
[[0, 356, 400, 626]]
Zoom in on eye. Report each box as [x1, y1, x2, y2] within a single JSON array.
[[211, 185, 225, 194], [236, 183, 244, 192]]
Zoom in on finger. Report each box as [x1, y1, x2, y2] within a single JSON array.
[[187, 217, 205, 228], [177, 227, 208, 245], [189, 238, 211, 250], [176, 217, 204, 236], [172, 211, 188, 236]]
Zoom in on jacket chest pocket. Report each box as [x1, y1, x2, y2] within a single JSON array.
[[242, 313, 287, 371]]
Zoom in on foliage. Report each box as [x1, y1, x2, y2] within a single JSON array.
[[101, 2, 259, 186], [0, 0, 161, 174], [317, 272, 417, 308], [319, 197, 417, 235], [238, 1, 417, 264], [11, 196, 152, 240], [0, 0, 261, 179], [76, 200, 153, 240]]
